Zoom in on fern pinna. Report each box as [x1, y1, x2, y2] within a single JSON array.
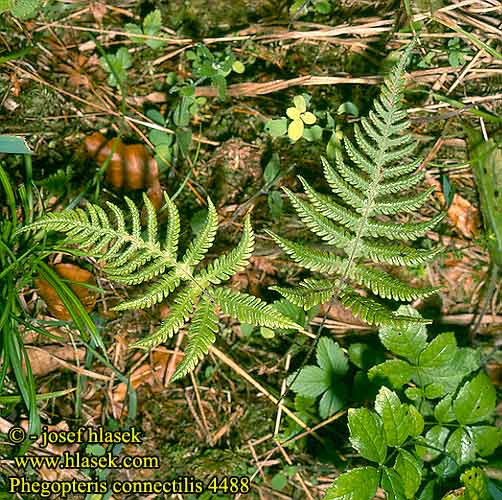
[[267, 44, 445, 327], [21, 194, 300, 379]]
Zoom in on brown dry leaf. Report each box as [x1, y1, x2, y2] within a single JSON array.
[[36, 262, 96, 321], [447, 193, 480, 238], [89, 1, 107, 23], [249, 255, 278, 275], [25, 345, 86, 376]]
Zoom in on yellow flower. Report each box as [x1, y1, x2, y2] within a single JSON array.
[[286, 95, 316, 141]]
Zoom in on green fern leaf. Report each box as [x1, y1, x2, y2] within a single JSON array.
[[272, 42, 443, 327], [211, 288, 301, 330], [171, 297, 219, 381], [20, 194, 301, 378]]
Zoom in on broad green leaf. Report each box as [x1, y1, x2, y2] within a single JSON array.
[[471, 426, 502, 457], [394, 450, 422, 499], [434, 394, 456, 424], [446, 427, 476, 465], [115, 47, 132, 69], [369, 359, 414, 389], [319, 387, 346, 418], [379, 306, 427, 363], [348, 342, 385, 370], [424, 383, 445, 399], [337, 101, 359, 117], [263, 153, 281, 185], [418, 347, 480, 395], [324, 466, 379, 500], [288, 118, 304, 141], [453, 373, 496, 425], [419, 332, 456, 368], [433, 456, 458, 480], [348, 408, 387, 464], [288, 366, 329, 398], [381, 466, 407, 500], [418, 480, 437, 500], [271, 473, 288, 491], [316, 337, 348, 376], [374, 387, 410, 447], [461, 466, 490, 500], [268, 191, 283, 218], [149, 129, 172, 146], [0, 135, 31, 154], [407, 405, 424, 437], [416, 425, 450, 461], [10, 0, 40, 19], [265, 118, 287, 138]]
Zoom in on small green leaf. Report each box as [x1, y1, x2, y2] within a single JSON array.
[[424, 383, 444, 399], [374, 387, 410, 447], [302, 111, 317, 125], [337, 101, 359, 117], [319, 388, 346, 418], [303, 124, 323, 142], [394, 450, 422, 499], [232, 60, 245, 73], [125, 22, 143, 43], [143, 10, 164, 49], [265, 118, 288, 138], [315, 0, 331, 14], [264, 153, 281, 185], [115, 47, 132, 69], [288, 366, 329, 398], [407, 405, 424, 437], [379, 306, 427, 363], [268, 191, 283, 218], [418, 332, 456, 368], [445, 427, 476, 465], [434, 394, 456, 424], [369, 359, 414, 389], [149, 129, 172, 146], [381, 466, 407, 500], [453, 372, 496, 425], [260, 326, 275, 338], [271, 472, 288, 491], [316, 337, 348, 376], [471, 426, 502, 457], [86, 443, 106, 456], [416, 425, 450, 461], [348, 408, 387, 464], [324, 466, 379, 500]]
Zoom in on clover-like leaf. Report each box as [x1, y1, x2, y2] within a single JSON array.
[[288, 118, 304, 141]]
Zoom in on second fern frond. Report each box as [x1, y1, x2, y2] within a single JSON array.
[[267, 43, 444, 327]]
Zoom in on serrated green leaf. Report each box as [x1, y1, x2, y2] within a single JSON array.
[[446, 427, 476, 465], [319, 387, 346, 418], [471, 426, 502, 457], [434, 394, 456, 424], [379, 306, 427, 363], [381, 466, 407, 500], [143, 10, 164, 49], [416, 425, 450, 461], [374, 387, 410, 447], [394, 450, 422, 499], [369, 359, 414, 389], [348, 408, 387, 464], [324, 466, 379, 500], [453, 373, 496, 425], [407, 405, 424, 437], [316, 337, 348, 376], [419, 332, 456, 368], [424, 383, 445, 399], [125, 22, 143, 43], [288, 366, 329, 398]]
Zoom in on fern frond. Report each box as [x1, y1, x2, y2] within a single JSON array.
[[181, 198, 218, 270], [339, 289, 431, 327], [211, 288, 301, 330], [171, 297, 219, 381], [21, 194, 302, 378], [271, 42, 443, 327]]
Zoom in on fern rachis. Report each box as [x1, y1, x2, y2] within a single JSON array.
[[20, 193, 301, 380], [268, 44, 444, 327]]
